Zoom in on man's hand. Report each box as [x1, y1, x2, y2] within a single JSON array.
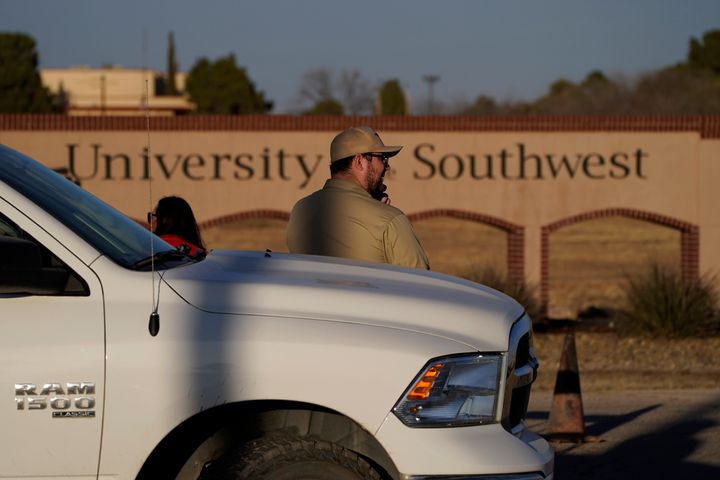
[[374, 183, 391, 205]]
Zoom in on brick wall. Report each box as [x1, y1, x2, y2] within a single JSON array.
[[1, 114, 720, 137]]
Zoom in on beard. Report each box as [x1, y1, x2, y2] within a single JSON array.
[[365, 164, 385, 200]]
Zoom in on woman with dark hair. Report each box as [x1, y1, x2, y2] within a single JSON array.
[[151, 196, 206, 258]]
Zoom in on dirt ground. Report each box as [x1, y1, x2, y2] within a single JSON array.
[[532, 331, 720, 392]]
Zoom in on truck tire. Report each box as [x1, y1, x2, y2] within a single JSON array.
[[199, 433, 383, 480]]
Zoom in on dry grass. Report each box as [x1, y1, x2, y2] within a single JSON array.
[[201, 215, 682, 319], [411, 217, 507, 276], [203, 218, 289, 253], [548, 217, 680, 318]]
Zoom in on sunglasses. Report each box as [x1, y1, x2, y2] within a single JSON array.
[[365, 153, 391, 167]]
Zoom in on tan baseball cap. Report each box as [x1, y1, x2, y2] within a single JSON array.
[[330, 126, 402, 163]]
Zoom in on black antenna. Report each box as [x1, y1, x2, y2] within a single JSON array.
[[144, 78, 160, 337]]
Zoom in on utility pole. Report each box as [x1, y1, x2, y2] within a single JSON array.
[[142, 28, 149, 112], [422, 74, 440, 114]]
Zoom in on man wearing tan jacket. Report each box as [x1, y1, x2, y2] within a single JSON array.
[[287, 126, 430, 269]]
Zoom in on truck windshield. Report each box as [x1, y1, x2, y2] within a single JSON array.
[[0, 145, 183, 270]]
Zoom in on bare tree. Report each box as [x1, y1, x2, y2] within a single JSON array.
[[295, 67, 374, 115], [338, 69, 374, 115], [298, 67, 335, 106]]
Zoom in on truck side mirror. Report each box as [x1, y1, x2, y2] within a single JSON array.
[[0, 236, 69, 295]]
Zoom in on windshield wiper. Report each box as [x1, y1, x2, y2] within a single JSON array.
[[131, 249, 192, 270]]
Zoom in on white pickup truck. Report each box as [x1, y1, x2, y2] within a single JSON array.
[[0, 144, 553, 480]]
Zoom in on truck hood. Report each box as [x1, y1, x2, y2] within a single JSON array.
[[161, 250, 525, 352]]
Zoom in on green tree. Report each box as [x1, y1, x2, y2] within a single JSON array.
[[186, 54, 272, 114], [0, 33, 54, 113], [631, 67, 720, 114], [51, 81, 69, 113], [580, 70, 610, 88], [454, 30, 720, 116], [527, 71, 628, 115], [166, 31, 179, 95], [688, 29, 720, 74], [377, 79, 407, 115], [305, 98, 344, 115], [461, 95, 498, 115], [548, 78, 575, 96]]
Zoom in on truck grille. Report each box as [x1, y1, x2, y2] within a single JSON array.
[[501, 313, 539, 435]]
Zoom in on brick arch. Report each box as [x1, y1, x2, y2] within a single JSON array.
[[408, 209, 525, 282], [199, 209, 290, 231], [540, 207, 700, 316]]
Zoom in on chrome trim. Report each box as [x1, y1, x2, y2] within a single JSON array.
[[514, 364, 538, 389], [66, 382, 95, 395], [404, 473, 546, 480], [52, 411, 95, 418], [50, 397, 71, 410], [15, 384, 36, 395], [500, 313, 539, 435], [40, 383, 65, 395], [27, 398, 46, 410]]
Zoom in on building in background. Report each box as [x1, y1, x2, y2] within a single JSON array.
[[41, 67, 193, 116]]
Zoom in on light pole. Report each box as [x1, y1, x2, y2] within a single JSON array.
[[422, 75, 440, 114]]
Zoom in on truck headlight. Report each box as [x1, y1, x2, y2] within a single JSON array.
[[393, 354, 502, 427]]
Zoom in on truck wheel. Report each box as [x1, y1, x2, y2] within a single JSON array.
[[199, 433, 382, 480]]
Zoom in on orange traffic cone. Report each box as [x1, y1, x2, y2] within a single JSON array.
[[545, 333, 587, 442]]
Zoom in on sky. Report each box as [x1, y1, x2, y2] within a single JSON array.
[[2, 0, 719, 113]]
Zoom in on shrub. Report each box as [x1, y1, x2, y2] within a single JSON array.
[[619, 264, 720, 337], [460, 266, 542, 321]]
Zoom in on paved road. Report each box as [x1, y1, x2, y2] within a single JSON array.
[[527, 389, 720, 479]]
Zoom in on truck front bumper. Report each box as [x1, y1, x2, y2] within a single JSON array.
[[375, 415, 554, 479], [405, 474, 551, 480]]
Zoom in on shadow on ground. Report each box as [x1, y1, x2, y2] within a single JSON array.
[[528, 393, 720, 479], [527, 404, 660, 438]]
